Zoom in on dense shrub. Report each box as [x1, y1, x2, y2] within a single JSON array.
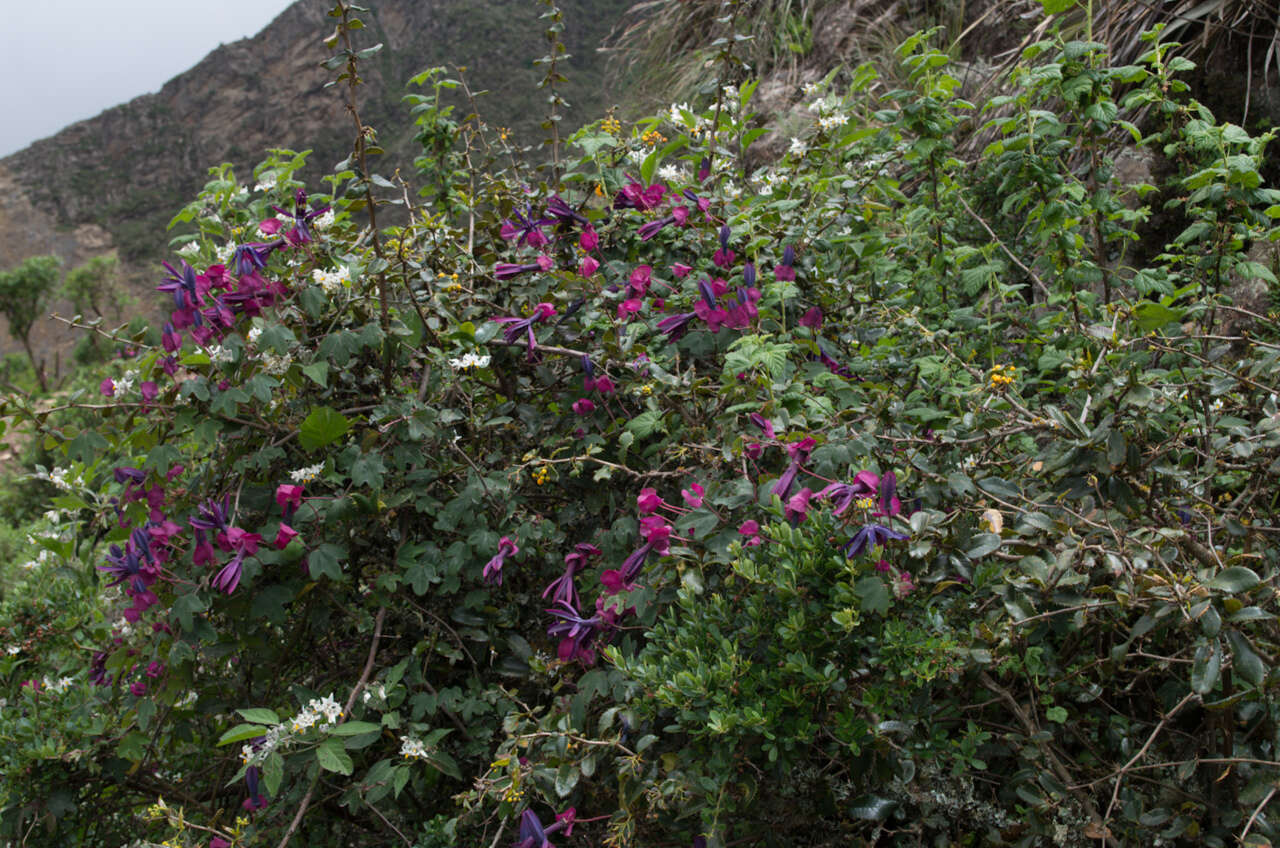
[[1, 8, 1278, 848]]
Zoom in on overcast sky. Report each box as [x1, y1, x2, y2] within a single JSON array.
[[1, 1, 298, 157]]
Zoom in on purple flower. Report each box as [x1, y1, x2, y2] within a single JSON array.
[[495, 254, 554, 280], [545, 195, 589, 228], [657, 310, 697, 341], [542, 543, 602, 609], [114, 466, 147, 485], [774, 245, 797, 281], [483, 536, 519, 586], [516, 809, 551, 848], [785, 487, 814, 525], [271, 189, 330, 247], [638, 205, 689, 240], [613, 175, 665, 210], [844, 523, 909, 558], [492, 302, 557, 358], [772, 437, 816, 499], [546, 600, 603, 663], [798, 306, 823, 329], [242, 766, 268, 812], [817, 471, 880, 516], [500, 207, 553, 248]]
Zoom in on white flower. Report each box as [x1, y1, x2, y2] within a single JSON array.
[[255, 174, 278, 192], [399, 735, 428, 760], [819, 113, 849, 131], [291, 463, 324, 484], [448, 353, 491, 370], [261, 353, 292, 376], [207, 345, 234, 364], [788, 137, 808, 157], [291, 710, 319, 732], [215, 243, 236, 264], [176, 242, 200, 257], [312, 266, 351, 294], [313, 209, 336, 230], [657, 164, 687, 184], [246, 327, 263, 347], [310, 694, 343, 724], [802, 80, 822, 96], [5, 645, 20, 655], [626, 149, 647, 166]]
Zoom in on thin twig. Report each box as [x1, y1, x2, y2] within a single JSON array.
[[277, 607, 387, 848]]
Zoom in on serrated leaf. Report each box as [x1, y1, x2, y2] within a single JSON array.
[[317, 738, 354, 775], [300, 406, 351, 451]]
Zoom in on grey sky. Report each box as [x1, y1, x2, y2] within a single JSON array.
[[1, 1, 298, 157]]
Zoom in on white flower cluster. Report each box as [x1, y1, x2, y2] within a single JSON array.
[[788, 137, 808, 157], [19, 548, 53, 571], [246, 327, 263, 347], [399, 735, 428, 760], [241, 725, 284, 765], [312, 266, 351, 294], [115, 372, 136, 394], [36, 466, 78, 491], [626, 149, 648, 166], [207, 345, 235, 364], [657, 164, 687, 184], [176, 242, 200, 257], [290, 694, 343, 732], [818, 112, 849, 131], [261, 353, 292, 376], [754, 169, 790, 196], [313, 209, 336, 230], [291, 463, 324, 483], [215, 243, 236, 264], [254, 174, 278, 192], [175, 690, 198, 709], [802, 80, 823, 96], [43, 675, 75, 694], [449, 353, 491, 370], [361, 683, 387, 704]]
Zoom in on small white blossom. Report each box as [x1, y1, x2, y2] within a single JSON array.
[[399, 735, 428, 760], [207, 345, 235, 364], [312, 266, 351, 294], [449, 353, 491, 370], [788, 137, 808, 157], [818, 113, 849, 131], [255, 174, 278, 192], [215, 243, 236, 264], [246, 327, 263, 347], [802, 80, 822, 96], [176, 242, 200, 257], [261, 353, 292, 376], [291, 463, 324, 484], [6, 646, 20, 655], [657, 164, 686, 184], [313, 209, 336, 230]]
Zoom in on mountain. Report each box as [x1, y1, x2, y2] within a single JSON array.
[[0, 0, 631, 367]]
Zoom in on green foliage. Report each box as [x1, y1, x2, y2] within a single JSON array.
[[0, 255, 60, 391], [3, 18, 1280, 848]]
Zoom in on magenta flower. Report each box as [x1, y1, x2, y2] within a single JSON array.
[[492, 302, 557, 358], [748, 413, 776, 439], [799, 306, 823, 329], [681, 482, 705, 508], [546, 600, 603, 665], [895, 571, 916, 598], [579, 227, 599, 251], [639, 515, 672, 553], [161, 322, 182, 353], [613, 175, 665, 210], [636, 487, 663, 515], [785, 487, 815, 524], [772, 437, 816, 499], [100, 378, 115, 397], [130, 680, 147, 696], [276, 484, 304, 520], [672, 262, 692, 278], [739, 519, 763, 547], [542, 543, 601, 608], [579, 255, 600, 277], [483, 536, 519, 585], [617, 298, 643, 320], [713, 225, 735, 269], [572, 398, 595, 415], [495, 254, 554, 279], [500, 207, 553, 248], [637, 205, 689, 240], [140, 381, 159, 403], [628, 265, 653, 297], [274, 523, 299, 550]]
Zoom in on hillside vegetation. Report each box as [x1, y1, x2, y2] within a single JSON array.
[[1, 2, 1279, 846]]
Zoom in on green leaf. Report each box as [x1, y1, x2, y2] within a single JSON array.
[[855, 576, 890, 615], [350, 452, 387, 490], [309, 543, 347, 582], [217, 723, 271, 747], [263, 752, 284, 796], [965, 533, 1002, 559], [393, 765, 411, 797], [1191, 641, 1221, 694], [317, 738, 354, 775], [1226, 630, 1267, 686], [426, 750, 462, 780], [1209, 566, 1260, 593], [301, 361, 329, 387], [237, 708, 281, 726], [300, 406, 351, 451], [1134, 301, 1184, 332], [330, 721, 382, 737]]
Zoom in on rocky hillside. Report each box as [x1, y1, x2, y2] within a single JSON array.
[[0, 0, 630, 365]]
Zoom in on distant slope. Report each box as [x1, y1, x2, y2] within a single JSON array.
[[0, 0, 629, 362]]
